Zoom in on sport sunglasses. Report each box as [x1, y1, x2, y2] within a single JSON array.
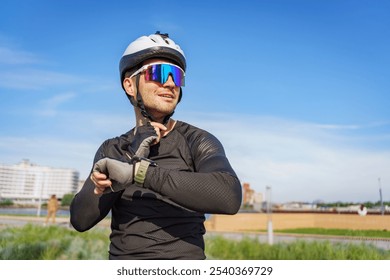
[[130, 62, 185, 87]]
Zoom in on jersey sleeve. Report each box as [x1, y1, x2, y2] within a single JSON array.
[[143, 129, 242, 214], [70, 140, 122, 232]]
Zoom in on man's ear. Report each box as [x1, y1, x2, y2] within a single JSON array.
[[123, 77, 135, 98]]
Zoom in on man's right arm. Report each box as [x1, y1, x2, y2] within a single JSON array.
[[70, 177, 121, 231], [70, 142, 121, 232]]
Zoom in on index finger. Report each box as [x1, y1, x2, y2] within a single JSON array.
[[150, 122, 167, 132], [91, 171, 108, 180]]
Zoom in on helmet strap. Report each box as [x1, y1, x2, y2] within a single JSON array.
[[135, 75, 155, 121]]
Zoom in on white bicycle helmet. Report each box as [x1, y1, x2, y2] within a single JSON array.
[[119, 32, 186, 124], [119, 31, 186, 84]]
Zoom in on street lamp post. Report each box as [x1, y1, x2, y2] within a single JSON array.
[[37, 173, 45, 217], [379, 178, 384, 216], [266, 186, 273, 245]]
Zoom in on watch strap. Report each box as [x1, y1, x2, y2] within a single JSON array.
[[134, 159, 151, 186]]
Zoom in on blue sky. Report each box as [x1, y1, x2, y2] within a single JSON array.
[[0, 0, 389, 203]]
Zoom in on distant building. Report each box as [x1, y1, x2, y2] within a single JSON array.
[[0, 160, 79, 204], [77, 179, 85, 192], [280, 202, 317, 211]]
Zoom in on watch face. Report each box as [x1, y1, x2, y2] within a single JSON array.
[[133, 156, 158, 167]]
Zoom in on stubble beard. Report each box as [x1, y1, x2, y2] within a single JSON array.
[[144, 99, 178, 121]]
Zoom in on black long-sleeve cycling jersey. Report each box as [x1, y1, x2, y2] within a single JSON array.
[[70, 120, 242, 259]]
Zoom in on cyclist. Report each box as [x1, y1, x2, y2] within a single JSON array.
[[70, 32, 242, 259]]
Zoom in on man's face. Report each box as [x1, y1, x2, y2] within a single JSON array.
[[136, 59, 181, 121]]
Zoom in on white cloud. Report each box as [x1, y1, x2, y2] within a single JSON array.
[[38, 92, 76, 116], [0, 44, 92, 90], [0, 136, 96, 179], [0, 109, 133, 179], [0, 69, 88, 90], [177, 112, 390, 203], [0, 46, 41, 65]]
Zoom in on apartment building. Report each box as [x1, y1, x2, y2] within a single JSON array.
[[0, 159, 79, 204]]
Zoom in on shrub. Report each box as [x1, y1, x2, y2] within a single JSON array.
[[0, 224, 109, 260], [61, 193, 75, 207], [0, 199, 14, 207], [205, 236, 390, 260]]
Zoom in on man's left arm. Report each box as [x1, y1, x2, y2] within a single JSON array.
[[143, 133, 242, 214]]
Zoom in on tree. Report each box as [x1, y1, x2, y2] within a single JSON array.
[[61, 193, 75, 207]]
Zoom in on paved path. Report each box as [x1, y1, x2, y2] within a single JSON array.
[[0, 215, 110, 229]]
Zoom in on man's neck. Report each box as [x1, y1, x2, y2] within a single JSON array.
[[135, 109, 176, 126], [134, 109, 162, 126], [134, 110, 177, 136]]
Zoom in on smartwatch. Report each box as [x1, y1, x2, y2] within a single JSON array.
[[133, 157, 157, 186]]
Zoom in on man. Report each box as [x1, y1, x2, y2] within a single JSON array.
[[70, 32, 242, 259], [45, 194, 59, 224]]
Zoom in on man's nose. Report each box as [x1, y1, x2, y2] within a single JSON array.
[[163, 74, 176, 87]]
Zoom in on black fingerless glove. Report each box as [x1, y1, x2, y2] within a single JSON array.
[[128, 122, 158, 158]]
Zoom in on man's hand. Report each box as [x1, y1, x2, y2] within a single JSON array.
[[149, 122, 168, 145], [129, 122, 167, 158], [91, 158, 135, 194], [90, 171, 112, 195]]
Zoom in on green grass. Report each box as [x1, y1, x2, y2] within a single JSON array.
[[1, 224, 389, 259], [271, 228, 390, 238], [205, 236, 390, 260], [0, 224, 110, 260]]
